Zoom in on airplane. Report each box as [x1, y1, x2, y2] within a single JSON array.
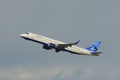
[[20, 32, 102, 56]]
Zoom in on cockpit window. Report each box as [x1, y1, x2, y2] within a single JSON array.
[[26, 32, 29, 34]]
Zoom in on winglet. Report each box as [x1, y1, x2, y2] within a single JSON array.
[[74, 40, 80, 44]]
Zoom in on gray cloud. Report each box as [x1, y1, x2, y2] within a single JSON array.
[[0, 64, 120, 80]]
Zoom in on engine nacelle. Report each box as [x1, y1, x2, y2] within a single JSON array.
[[48, 43, 56, 48], [43, 43, 56, 50], [43, 45, 51, 50]]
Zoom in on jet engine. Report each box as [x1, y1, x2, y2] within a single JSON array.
[[43, 43, 56, 50]]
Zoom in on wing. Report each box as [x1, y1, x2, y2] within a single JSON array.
[[56, 40, 80, 49]]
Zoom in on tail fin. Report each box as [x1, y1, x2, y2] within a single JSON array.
[[86, 41, 102, 52]]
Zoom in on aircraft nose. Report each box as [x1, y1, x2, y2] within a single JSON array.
[[20, 34, 26, 38]]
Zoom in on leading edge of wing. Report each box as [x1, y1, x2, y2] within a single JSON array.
[[56, 40, 80, 48]]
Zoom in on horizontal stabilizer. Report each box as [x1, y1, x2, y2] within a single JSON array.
[[91, 52, 102, 56]]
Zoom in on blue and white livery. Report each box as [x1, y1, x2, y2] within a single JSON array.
[[20, 32, 102, 56]]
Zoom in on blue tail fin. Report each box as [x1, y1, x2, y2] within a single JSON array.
[[86, 41, 102, 52]]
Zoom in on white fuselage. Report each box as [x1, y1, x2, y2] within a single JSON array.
[[20, 32, 92, 56]]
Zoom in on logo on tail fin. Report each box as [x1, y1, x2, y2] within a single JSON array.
[[86, 41, 102, 52]]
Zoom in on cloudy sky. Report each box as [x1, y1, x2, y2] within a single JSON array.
[[0, 0, 120, 80]]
